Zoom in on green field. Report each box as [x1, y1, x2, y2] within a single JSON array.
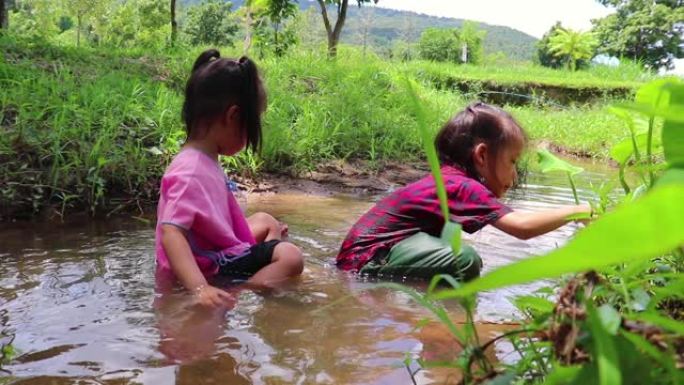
[[0, 35, 649, 218]]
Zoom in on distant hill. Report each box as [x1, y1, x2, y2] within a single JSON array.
[[180, 0, 538, 61]]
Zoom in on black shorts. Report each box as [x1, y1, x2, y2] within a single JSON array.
[[217, 240, 280, 277]]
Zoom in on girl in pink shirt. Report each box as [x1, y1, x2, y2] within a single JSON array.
[[156, 50, 304, 308]]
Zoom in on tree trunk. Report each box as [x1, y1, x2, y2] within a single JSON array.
[[316, 0, 349, 58], [170, 0, 178, 45], [0, 0, 8, 30], [244, 8, 253, 55], [77, 15, 82, 47]]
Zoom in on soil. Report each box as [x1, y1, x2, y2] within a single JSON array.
[[232, 159, 431, 196]]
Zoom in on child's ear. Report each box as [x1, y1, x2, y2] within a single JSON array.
[[224, 105, 241, 125], [473, 143, 488, 166]]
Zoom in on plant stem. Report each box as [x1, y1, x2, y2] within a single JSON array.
[[618, 164, 631, 194]]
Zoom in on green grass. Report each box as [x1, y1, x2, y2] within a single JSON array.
[[406, 58, 654, 90], [0, 36, 643, 218]]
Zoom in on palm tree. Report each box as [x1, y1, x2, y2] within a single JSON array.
[[549, 28, 598, 71]]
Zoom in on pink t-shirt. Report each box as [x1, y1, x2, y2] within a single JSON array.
[[155, 148, 255, 277]]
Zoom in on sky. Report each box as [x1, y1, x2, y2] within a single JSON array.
[[372, 0, 684, 74], [372, 0, 613, 39]]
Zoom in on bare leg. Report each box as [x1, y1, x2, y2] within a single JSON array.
[[248, 242, 304, 287], [246, 212, 284, 242]]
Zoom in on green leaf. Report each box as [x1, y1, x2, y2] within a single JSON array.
[[635, 78, 674, 108], [431, 184, 684, 300], [629, 313, 684, 335], [656, 168, 684, 187], [587, 303, 622, 385], [661, 82, 684, 167], [609, 132, 662, 165], [536, 148, 584, 175], [614, 102, 684, 123], [542, 364, 583, 385], [597, 304, 621, 335], [514, 295, 555, 314], [440, 220, 462, 255]]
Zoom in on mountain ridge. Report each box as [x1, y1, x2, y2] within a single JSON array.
[[180, 0, 538, 61]]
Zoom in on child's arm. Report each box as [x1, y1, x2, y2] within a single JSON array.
[[492, 204, 591, 240], [161, 224, 233, 307]]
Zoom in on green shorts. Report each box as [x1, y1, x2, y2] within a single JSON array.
[[359, 232, 482, 282]]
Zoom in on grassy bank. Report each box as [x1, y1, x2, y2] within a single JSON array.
[[0, 36, 640, 218]]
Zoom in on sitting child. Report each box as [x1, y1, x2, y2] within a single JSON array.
[[156, 50, 304, 308], [337, 102, 590, 281]]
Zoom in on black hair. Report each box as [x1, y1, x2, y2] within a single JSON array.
[[434, 101, 527, 179], [182, 49, 266, 152]]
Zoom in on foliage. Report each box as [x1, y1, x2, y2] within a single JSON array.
[[592, 0, 684, 70], [548, 27, 598, 71], [394, 78, 684, 384], [253, 0, 299, 57], [0, 35, 653, 218], [538, 22, 575, 69], [98, 0, 169, 49], [418, 24, 485, 65], [7, 0, 61, 40], [313, 0, 377, 57], [63, 0, 109, 46], [183, 0, 239, 47]]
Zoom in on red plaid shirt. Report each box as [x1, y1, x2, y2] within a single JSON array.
[[337, 165, 512, 271]]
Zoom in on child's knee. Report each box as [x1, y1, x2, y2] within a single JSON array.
[[273, 242, 304, 275], [251, 212, 278, 227]]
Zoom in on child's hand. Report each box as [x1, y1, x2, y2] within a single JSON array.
[[574, 203, 594, 226], [193, 284, 235, 308]]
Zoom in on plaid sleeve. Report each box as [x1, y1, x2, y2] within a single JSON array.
[[448, 180, 512, 233]]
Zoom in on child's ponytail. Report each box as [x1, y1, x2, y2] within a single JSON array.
[[238, 56, 264, 153], [192, 49, 220, 73]]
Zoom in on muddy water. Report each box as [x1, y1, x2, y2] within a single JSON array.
[[0, 167, 611, 385]]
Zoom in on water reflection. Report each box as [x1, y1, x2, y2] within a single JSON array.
[[0, 170, 606, 384]]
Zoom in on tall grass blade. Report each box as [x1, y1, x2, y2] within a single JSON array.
[[403, 77, 462, 253], [587, 304, 622, 385]]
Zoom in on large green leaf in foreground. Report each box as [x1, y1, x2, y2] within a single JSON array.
[[432, 182, 684, 299]]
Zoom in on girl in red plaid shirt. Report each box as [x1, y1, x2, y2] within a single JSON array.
[[337, 102, 591, 281]]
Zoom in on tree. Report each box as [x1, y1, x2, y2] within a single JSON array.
[[183, 0, 239, 47], [261, 0, 298, 56], [8, 0, 61, 40], [419, 28, 460, 63], [458, 21, 486, 64], [315, 0, 378, 58], [101, 0, 168, 48], [170, 0, 177, 45], [537, 22, 566, 68], [357, 6, 374, 56], [418, 25, 485, 64], [240, 0, 267, 55], [1, 0, 9, 29], [592, 0, 684, 70], [64, 0, 109, 46], [548, 27, 597, 71]]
